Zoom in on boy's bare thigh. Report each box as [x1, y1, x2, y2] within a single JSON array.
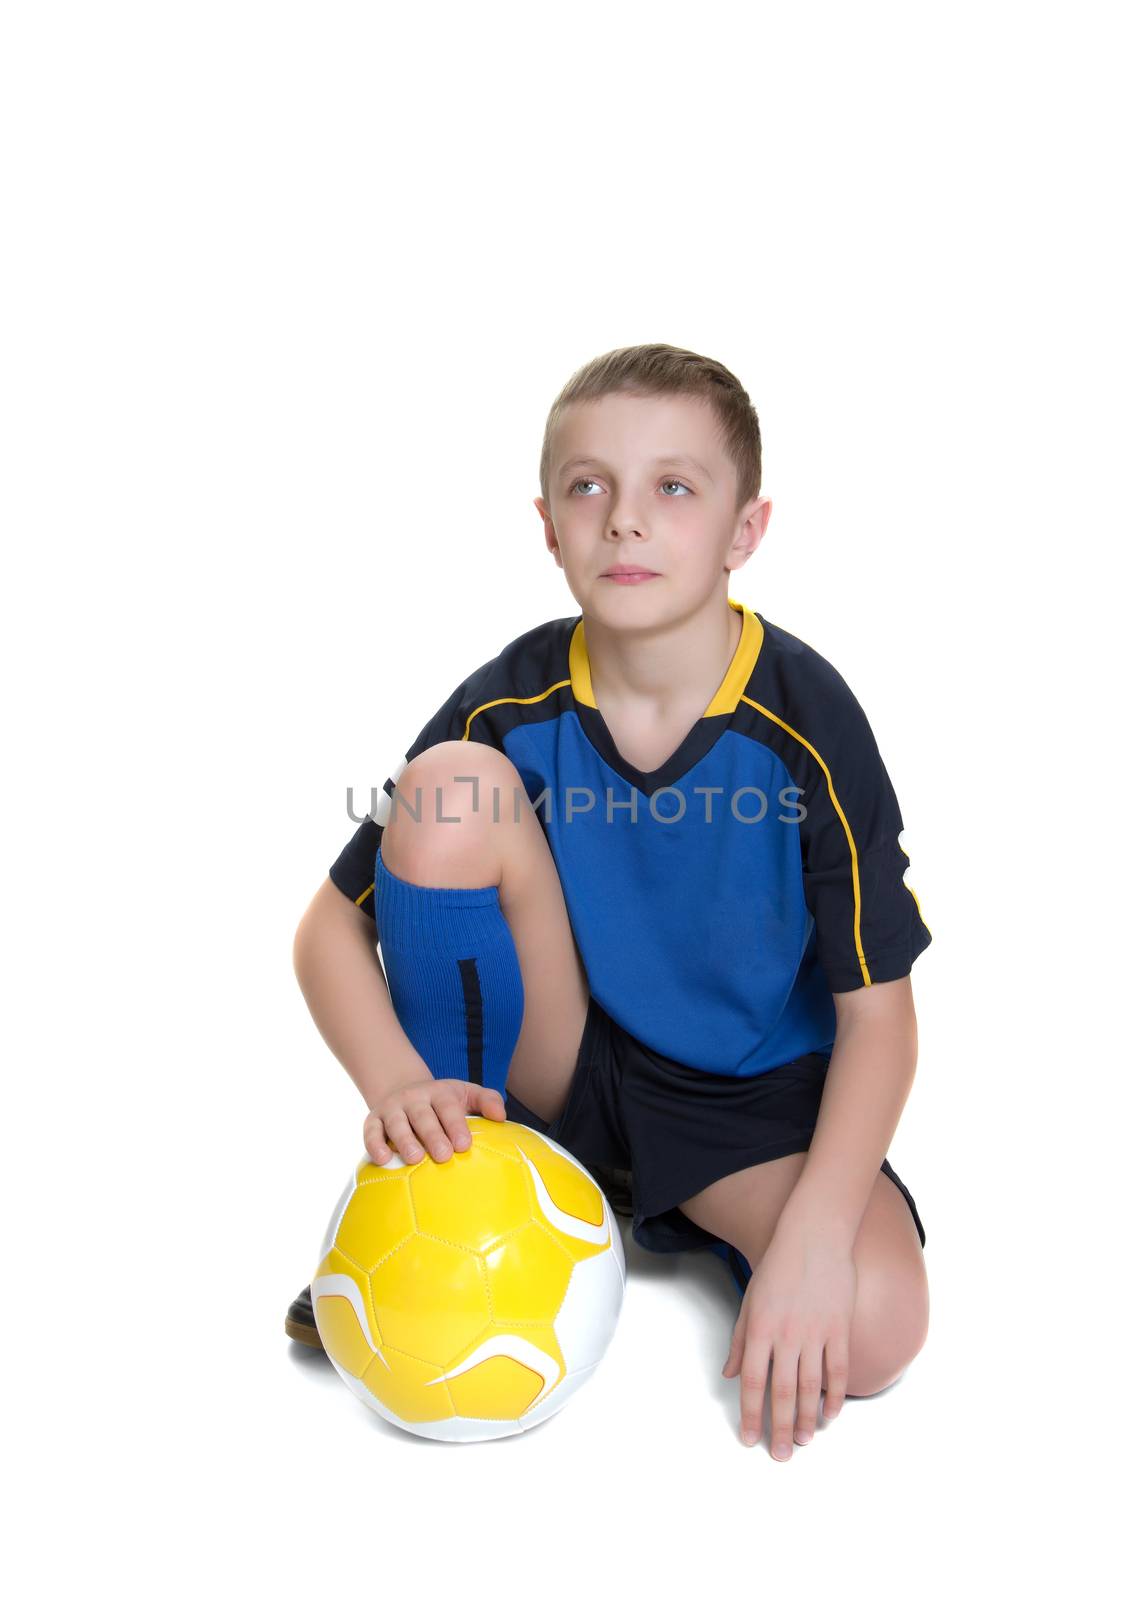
[[384, 739, 590, 1125], [677, 1152, 923, 1274]]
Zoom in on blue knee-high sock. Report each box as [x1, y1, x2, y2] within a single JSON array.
[[373, 849, 524, 1097]]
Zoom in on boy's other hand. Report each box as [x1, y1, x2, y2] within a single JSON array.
[[723, 1225, 857, 1460], [363, 1077, 507, 1168]]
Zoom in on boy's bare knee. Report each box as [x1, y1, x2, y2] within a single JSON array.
[[400, 740, 524, 819], [384, 741, 529, 886], [845, 1280, 929, 1397]]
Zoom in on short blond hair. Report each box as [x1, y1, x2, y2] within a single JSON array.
[[539, 342, 762, 514]]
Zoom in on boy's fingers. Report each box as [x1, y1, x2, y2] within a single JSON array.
[[365, 1088, 507, 1170], [723, 1307, 746, 1378], [469, 1084, 505, 1118], [794, 1345, 822, 1445], [436, 1100, 474, 1152], [739, 1331, 770, 1446], [769, 1345, 799, 1461], [384, 1108, 427, 1164], [407, 1103, 452, 1162], [822, 1336, 849, 1421]]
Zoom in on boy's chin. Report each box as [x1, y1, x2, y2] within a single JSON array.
[[582, 583, 676, 630]]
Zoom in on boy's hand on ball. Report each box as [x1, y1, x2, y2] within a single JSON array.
[[363, 1078, 507, 1167]]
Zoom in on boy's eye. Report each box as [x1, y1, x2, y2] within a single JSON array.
[[569, 478, 692, 497]]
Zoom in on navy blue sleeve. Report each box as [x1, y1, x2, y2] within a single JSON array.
[[799, 676, 933, 993]]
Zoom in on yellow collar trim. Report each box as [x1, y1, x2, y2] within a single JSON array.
[[568, 596, 762, 715]]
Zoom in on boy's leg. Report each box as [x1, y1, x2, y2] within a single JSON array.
[[287, 740, 590, 1351], [676, 1155, 929, 1401], [379, 738, 590, 1125]]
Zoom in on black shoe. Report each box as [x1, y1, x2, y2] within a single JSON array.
[[285, 1284, 325, 1350], [585, 1162, 634, 1219]]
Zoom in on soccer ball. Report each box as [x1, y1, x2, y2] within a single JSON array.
[[311, 1114, 626, 1441]]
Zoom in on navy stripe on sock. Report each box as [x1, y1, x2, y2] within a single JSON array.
[[458, 957, 484, 1084]]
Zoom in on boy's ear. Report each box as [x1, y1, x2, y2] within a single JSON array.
[[727, 497, 771, 569], [534, 496, 563, 566], [747, 496, 772, 536]]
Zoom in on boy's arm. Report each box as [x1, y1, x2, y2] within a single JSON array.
[[774, 977, 918, 1250], [293, 876, 432, 1109], [779, 652, 932, 1247]]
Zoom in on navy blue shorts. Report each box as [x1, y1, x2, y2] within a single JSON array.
[[505, 994, 926, 1299]]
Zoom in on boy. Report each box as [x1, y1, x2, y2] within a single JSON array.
[[288, 343, 933, 1462]]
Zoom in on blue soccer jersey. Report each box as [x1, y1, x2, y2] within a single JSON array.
[[330, 596, 933, 1077]]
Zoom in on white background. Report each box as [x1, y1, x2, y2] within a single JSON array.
[[3, 2, 1140, 1593]]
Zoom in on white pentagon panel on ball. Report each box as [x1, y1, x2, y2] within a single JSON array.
[[518, 1127, 626, 1373]]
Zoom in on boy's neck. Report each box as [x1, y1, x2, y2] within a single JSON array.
[[581, 590, 743, 714]]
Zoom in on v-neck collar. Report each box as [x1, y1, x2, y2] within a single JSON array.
[[566, 596, 765, 795]]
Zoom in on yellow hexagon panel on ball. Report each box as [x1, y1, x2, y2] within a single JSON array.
[[311, 1114, 627, 1441]]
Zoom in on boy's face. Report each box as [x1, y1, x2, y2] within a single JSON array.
[[535, 391, 770, 623]]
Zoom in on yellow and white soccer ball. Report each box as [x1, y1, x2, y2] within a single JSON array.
[[311, 1114, 626, 1441]]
